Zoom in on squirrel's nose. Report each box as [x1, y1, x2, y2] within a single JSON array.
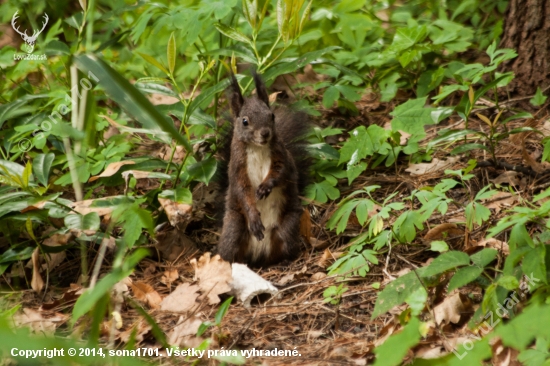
[[260, 129, 271, 139]]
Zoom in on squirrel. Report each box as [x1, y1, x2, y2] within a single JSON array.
[[217, 72, 310, 267]]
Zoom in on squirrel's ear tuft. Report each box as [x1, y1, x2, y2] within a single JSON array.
[[229, 74, 244, 117], [252, 71, 269, 107]]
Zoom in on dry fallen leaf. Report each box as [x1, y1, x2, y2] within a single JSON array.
[[88, 161, 135, 182], [482, 192, 518, 214], [276, 273, 295, 286], [318, 249, 343, 268], [160, 283, 200, 312], [415, 345, 448, 359], [131, 281, 163, 309], [70, 197, 119, 216], [405, 157, 460, 176], [309, 237, 329, 249], [119, 319, 152, 345], [434, 293, 469, 325], [268, 91, 282, 104], [311, 272, 327, 281], [13, 309, 67, 335], [424, 223, 463, 241], [373, 319, 397, 347], [168, 315, 203, 347], [148, 93, 179, 105], [40, 288, 81, 311], [491, 337, 519, 366], [155, 230, 197, 262], [491, 171, 521, 187], [161, 269, 179, 285], [40, 233, 70, 271], [31, 248, 44, 293], [191, 253, 232, 305], [477, 238, 510, 255], [158, 197, 192, 228]]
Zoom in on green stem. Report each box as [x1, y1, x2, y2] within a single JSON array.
[[163, 68, 208, 187]]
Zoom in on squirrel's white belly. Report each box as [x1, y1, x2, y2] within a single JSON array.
[[246, 145, 285, 261]]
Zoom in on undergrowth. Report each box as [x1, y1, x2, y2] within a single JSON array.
[[1, 0, 550, 365]]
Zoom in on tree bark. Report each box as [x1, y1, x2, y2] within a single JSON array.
[[500, 0, 550, 96]]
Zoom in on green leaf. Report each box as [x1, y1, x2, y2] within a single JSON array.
[[339, 125, 390, 165], [522, 244, 547, 286], [322, 86, 339, 108], [130, 11, 154, 44], [346, 161, 368, 185], [137, 52, 168, 75], [305, 180, 340, 203], [422, 251, 470, 277], [470, 248, 498, 267], [427, 129, 480, 150], [379, 72, 400, 102], [64, 212, 100, 231], [496, 303, 550, 350], [32, 153, 55, 187], [167, 32, 176, 76], [136, 82, 177, 97], [22, 162, 32, 188], [373, 317, 422, 366], [300, 0, 312, 33], [498, 275, 519, 290], [465, 201, 491, 230], [186, 157, 217, 185], [72, 249, 149, 325], [502, 112, 533, 124], [214, 296, 233, 325], [118, 206, 154, 248], [0, 246, 35, 264], [394, 211, 424, 242], [530, 87, 547, 107], [405, 287, 428, 316], [242, 0, 257, 28], [448, 266, 483, 292], [430, 240, 449, 252], [189, 76, 243, 114], [276, 0, 288, 41], [74, 55, 191, 152], [214, 23, 253, 47], [390, 97, 437, 139], [327, 199, 359, 234], [159, 188, 192, 204], [390, 25, 428, 53], [372, 269, 427, 318], [451, 143, 489, 155]]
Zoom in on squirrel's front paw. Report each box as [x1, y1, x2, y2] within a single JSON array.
[[249, 214, 265, 241], [256, 182, 273, 200]]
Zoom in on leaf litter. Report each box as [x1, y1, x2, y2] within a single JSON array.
[[4, 81, 550, 366]]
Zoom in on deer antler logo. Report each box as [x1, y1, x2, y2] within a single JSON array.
[[11, 11, 49, 54]]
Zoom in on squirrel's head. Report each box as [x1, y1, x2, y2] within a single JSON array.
[[229, 72, 274, 147]]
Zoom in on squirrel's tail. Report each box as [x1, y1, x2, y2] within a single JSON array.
[[273, 106, 311, 195]]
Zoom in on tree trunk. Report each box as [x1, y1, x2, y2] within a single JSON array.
[[500, 0, 550, 96]]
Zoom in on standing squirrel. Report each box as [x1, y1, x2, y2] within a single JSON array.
[[217, 72, 310, 267]]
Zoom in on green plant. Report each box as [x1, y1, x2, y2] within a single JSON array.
[[323, 284, 348, 305], [197, 296, 234, 337]]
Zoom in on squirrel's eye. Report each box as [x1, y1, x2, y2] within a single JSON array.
[[242, 117, 249, 126]]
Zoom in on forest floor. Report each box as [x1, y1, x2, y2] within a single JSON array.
[[4, 82, 546, 365]]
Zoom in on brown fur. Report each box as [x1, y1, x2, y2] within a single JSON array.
[[217, 72, 309, 267]]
